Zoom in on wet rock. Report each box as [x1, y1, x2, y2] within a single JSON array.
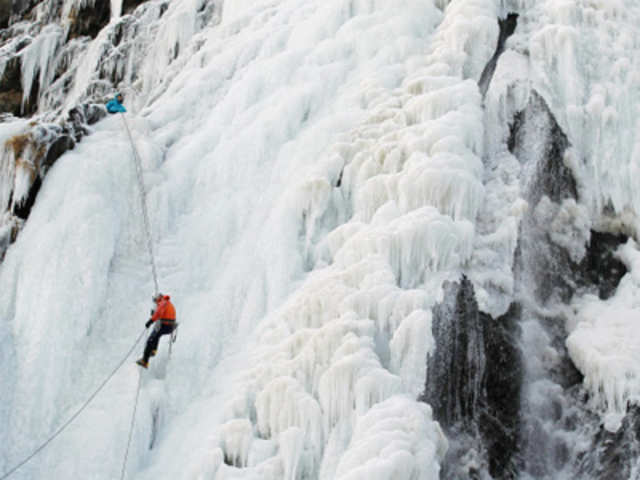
[[422, 277, 522, 479], [424, 277, 486, 428], [509, 90, 576, 204], [43, 134, 74, 169], [480, 304, 522, 479], [509, 90, 580, 304], [509, 91, 627, 304], [576, 406, 640, 479], [576, 231, 628, 300]]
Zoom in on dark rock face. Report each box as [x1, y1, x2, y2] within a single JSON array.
[[43, 133, 74, 168], [7, 0, 40, 22], [510, 90, 578, 305], [422, 277, 522, 479], [508, 90, 627, 305], [478, 13, 518, 97], [480, 305, 521, 479], [68, 0, 111, 39], [509, 91, 576, 204], [576, 406, 640, 479], [0, 0, 10, 29], [424, 277, 486, 428], [0, 56, 23, 116], [576, 231, 628, 300], [122, 0, 149, 14], [422, 278, 486, 479]]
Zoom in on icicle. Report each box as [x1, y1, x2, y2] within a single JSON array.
[[255, 377, 323, 454], [220, 419, 253, 467], [19, 25, 63, 112], [389, 310, 433, 398], [111, 0, 123, 19], [279, 427, 304, 480]]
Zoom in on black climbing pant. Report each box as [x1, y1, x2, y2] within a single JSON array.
[[144, 322, 175, 362]]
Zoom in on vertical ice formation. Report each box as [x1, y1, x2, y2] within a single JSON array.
[[211, 0, 502, 478], [111, 0, 123, 19], [18, 24, 63, 111], [2, 0, 640, 479]]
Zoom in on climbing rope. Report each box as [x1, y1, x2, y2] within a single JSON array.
[[121, 113, 160, 296], [120, 371, 143, 480], [0, 328, 148, 480], [1, 114, 166, 480]]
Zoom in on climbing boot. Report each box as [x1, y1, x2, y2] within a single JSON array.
[[136, 358, 148, 368]]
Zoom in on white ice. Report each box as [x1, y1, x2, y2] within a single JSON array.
[[1, 0, 489, 478], [4, 0, 640, 478]]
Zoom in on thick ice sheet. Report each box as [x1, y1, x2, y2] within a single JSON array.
[[0, 0, 491, 478], [4, 0, 640, 477]]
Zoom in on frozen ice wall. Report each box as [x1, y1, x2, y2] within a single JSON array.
[[3, 0, 640, 479], [0, 0, 484, 478]]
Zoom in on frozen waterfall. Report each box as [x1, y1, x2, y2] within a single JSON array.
[[1, 1, 640, 479]]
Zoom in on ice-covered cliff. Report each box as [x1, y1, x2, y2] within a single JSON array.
[[1, 1, 640, 479]]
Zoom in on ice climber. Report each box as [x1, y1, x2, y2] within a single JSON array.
[[106, 92, 126, 113], [136, 293, 177, 368]]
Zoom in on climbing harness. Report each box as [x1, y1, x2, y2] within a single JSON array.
[[0, 328, 148, 480], [121, 113, 160, 296]]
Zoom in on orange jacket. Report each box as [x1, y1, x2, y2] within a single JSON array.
[[151, 295, 176, 323]]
